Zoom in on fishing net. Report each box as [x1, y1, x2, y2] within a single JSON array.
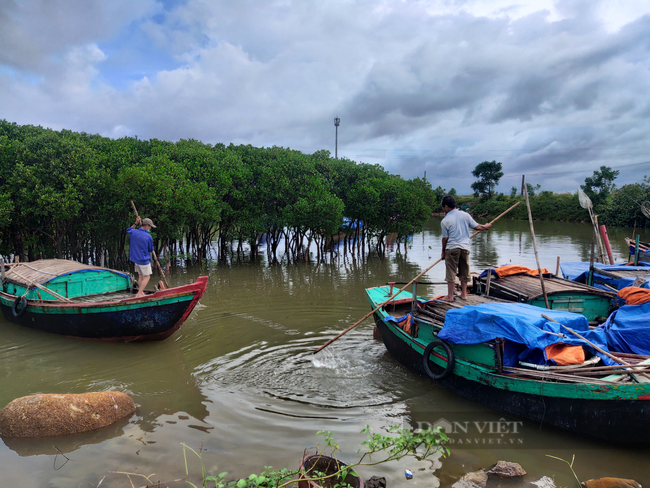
[[577, 187, 592, 210], [642, 202, 650, 219]]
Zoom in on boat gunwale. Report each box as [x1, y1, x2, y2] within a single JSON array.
[[366, 285, 650, 399], [0, 277, 208, 311]]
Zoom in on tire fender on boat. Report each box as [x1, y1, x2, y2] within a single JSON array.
[[422, 339, 455, 381], [12, 296, 27, 318]]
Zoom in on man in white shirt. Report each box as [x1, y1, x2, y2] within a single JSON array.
[[440, 195, 491, 301]]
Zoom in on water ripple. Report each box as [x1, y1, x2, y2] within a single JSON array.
[[193, 330, 412, 409]]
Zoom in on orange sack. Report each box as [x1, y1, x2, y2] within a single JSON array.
[[545, 343, 585, 365], [618, 286, 650, 305], [493, 265, 550, 278]]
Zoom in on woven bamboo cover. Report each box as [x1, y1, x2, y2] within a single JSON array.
[[497, 275, 615, 300], [4, 259, 120, 288]]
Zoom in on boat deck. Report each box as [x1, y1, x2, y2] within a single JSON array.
[[69, 290, 153, 303], [477, 274, 616, 301], [370, 285, 650, 385], [28, 289, 155, 304], [418, 294, 505, 322]]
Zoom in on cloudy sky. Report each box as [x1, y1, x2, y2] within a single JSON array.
[[2, 0, 650, 194]]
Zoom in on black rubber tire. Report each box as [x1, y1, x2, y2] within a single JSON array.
[[12, 296, 27, 318], [422, 339, 455, 381]]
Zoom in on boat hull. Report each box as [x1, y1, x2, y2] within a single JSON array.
[[367, 286, 650, 445], [0, 277, 208, 341]]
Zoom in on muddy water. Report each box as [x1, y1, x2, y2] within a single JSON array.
[[0, 218, 648, 488]]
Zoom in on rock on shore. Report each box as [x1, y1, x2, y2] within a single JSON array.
[[582, 479, 642, 488], [0, 392, 136, 438]]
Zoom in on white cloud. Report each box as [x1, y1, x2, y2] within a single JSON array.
[[1, 0, 649, 193]]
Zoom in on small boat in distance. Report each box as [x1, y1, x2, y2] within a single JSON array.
[[626, 237, 650, 264], [0, 259, 207, 341]]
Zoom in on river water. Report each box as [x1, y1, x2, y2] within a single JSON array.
[[0, 217, 648, 488]]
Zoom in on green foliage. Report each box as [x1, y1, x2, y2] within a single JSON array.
[[471, 161, 503, 198], [581, 165, 619, 207], [525, 183, 541, 196], [0, 120, 438, 263], [182, 426, 448, 488], [469, 192, 590, 223], [600, 179, 650, 227], [432, 186, 446, 204]]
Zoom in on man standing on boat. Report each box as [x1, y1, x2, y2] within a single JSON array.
[[127, 216, 156, 298], [440, 195, 491, 302]]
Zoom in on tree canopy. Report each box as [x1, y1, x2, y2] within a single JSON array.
[[471, 161, 503, 198], [581, 165, 619, 207], [0, 120, 438, 265]]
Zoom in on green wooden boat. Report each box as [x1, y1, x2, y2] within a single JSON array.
[[367, 285, 650, 444], [0, 259, 207, 341], [474, 273, 616, 322]]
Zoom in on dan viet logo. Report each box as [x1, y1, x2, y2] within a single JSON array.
[[413, 417, 525, 446]]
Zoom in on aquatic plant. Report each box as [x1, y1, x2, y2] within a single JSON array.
[[546, 454, 581, 488], [179, 425, 449, 488]]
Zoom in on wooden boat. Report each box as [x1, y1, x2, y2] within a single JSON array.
[[626, 237, 650, 264], [299, 454, 363, 488], [474, 272, 615, 323], [367, 285, 650, 444], [0, 259, 207, 341], [592, 266, 650, 289]]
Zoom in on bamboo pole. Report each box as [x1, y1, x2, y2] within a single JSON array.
[[541, 313, 650, 381], [524, 187, 549, 308], [130, 201, 170, 289], [555, 256, 560, 277], [313, 201, 521, 354], [588, 229, 596, 286]]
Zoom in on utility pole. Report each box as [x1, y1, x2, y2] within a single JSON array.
[[521, 175, 525, 196], [334, 117, 340, 159]]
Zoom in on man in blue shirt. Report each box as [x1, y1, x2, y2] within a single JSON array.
[[440, 195, 491, 302], [126, 216, 156, 298]]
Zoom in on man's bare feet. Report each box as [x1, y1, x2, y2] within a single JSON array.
[[439, 295, 456, 302]]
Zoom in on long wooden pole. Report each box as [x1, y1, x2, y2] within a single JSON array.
[[588, 229, 596, 286], [524, 187, 549, 308], [313, 201, 521, 354], [130, 201, 170, 289], [541, 313, 650, 381]]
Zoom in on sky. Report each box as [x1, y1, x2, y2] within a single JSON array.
[[1, 0, 650, 194]]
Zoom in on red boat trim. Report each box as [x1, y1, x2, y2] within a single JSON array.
[[0, 276, 208, 310], [0, 276, 209, 342]]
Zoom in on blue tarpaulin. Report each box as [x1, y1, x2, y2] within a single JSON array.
[[590, 301, 650, 356], [559, 262, 650, 290], [438, 302, 615, 367]]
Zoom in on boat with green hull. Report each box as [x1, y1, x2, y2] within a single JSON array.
[[0, 259, 207, 341], [366, 285, 650, 444], [474, 272, 616, 323]]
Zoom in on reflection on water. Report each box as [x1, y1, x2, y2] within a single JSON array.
[[0, 217, 648, 488]]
